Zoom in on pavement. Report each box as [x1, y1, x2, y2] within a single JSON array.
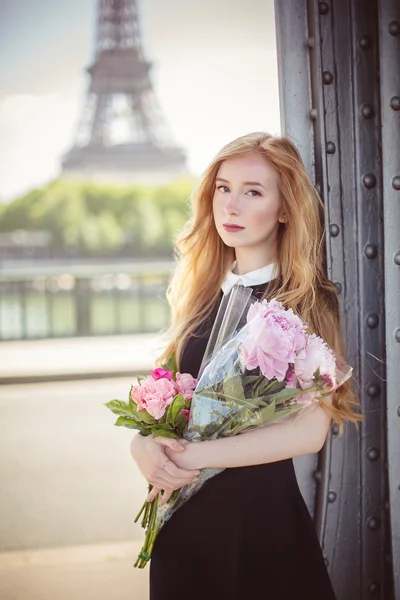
[[0, 335, 164, 600], [0, 333, 162, 384], [0, 542, 149, 600]]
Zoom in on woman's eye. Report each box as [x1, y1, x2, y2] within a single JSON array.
[[247, 189, 261, 197], [217, 185, 230, 193]]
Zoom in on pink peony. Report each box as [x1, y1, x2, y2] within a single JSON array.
[[294, 334, 336, 389], [248, 299, 307, 353], [130, 376, 177, 419], [141, 376, 176, 402], [151, 368, 175, 382], [140, 392, 170, 419], [240, 299, 307, 382], [175, 372, 198, 396]]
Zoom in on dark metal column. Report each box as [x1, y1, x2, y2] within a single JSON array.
[[274, 1, 398, 598], [378, 1, 400, 597]]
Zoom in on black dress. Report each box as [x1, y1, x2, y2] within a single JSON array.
[[150, 283, 337, 600]]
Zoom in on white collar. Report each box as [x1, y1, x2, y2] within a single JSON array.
[[221, 261, 277, 294]]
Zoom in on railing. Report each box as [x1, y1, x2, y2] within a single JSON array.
[[0, 261, 175, 340]]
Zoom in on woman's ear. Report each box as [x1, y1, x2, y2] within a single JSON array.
[[278, 214, 287, 223]]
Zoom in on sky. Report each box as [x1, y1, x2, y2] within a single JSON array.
[[0, 0, 281, 202]]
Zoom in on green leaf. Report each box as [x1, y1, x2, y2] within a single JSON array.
[[105, 399, 134, 417], [267, 387, 304, 405], [152, 428, 179, 439], [257, 379, 285, 396], [174, 412, 188, 434], [222, 374, 245, 403], [257, 399, 277, 424], [115, 416, 141, 429], [166, 394, 185, 426], [137, 410, 156, 425]]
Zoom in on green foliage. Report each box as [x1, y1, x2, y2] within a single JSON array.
[[0, 177, 195, 257], [105, 388, 188, 438]]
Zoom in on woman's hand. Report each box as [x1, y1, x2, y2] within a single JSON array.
[[130, 433, 200, 504]]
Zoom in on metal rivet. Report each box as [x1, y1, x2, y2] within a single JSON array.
[[326, 141, 336, 154], [395, 329, 400, 343], [319, 2, 329, 15], [388, 21, 400, 36], [324, 557, 329, 567], [330, 224, 340, 237], [307, 37, 315, 49], [310, 108, 318, 120], [367, 447, 380, 461], [366, 314, 379, 328], [361, 104, 374, 118], [397, 405, 400, 417], [363, 173, 376, 188], [364, 244, 378, 259], [314, 470, 322, 482], [390, 96, 400, 111], [331, 423, 339, 435], [315, 182, 322, 194], [394, 251, 400, 266], [392, 176, 400, 190], [367, 516, 381, 531], [323, 71, 334, 84], [367, 383, 380, 397], [328, 491, 337, 502], [368, 581, 380, 594], [359, 35, 372, 50], [334, 282, 342, 295]]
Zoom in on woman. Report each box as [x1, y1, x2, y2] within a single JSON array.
[[130, 132, 362, 599]]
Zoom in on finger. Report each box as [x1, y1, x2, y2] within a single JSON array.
[[147, 487, 162, 502], [153, 469, 198, 489], [159, 489, 174, 506], [152, 436, 185, 451], [164, 461, 200, 479]]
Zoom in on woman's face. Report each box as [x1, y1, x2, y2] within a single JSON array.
[[212, 153, 284, 257]]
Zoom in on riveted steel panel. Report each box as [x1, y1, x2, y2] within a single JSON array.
[[274, 0, 398, 598], [378, 0, 400, 597]]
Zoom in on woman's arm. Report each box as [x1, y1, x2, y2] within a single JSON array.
[[166, 400, 333, 471]]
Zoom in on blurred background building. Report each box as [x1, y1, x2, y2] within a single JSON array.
[[62, 0, 188, 185]]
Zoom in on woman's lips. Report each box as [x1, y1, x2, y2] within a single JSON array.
[[223, 224, 245, 233]]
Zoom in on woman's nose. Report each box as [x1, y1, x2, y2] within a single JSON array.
[[224, 194, 240, 215]]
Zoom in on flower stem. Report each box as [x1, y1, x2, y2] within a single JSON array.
[[134, 495, 159, 569]]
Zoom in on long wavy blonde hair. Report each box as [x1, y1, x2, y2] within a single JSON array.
[[156, 132, 362, 435]]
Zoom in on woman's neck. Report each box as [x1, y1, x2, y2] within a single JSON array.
[[233, 250, 277, 275]]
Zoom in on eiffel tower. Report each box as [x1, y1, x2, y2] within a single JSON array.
[[62, 0, 188, 184]]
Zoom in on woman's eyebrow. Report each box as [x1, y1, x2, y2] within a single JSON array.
[[216, 177, 267, 191]]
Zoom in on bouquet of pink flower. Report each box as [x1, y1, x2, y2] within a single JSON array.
[[106, 285, 352, 569], [105, 357, 197, 567], [184, 296, 344, 444]]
